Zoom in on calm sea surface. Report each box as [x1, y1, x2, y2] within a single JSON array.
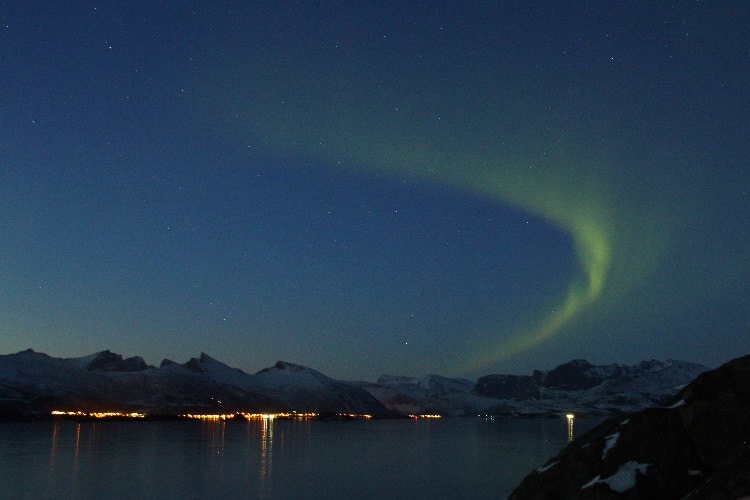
[[0, 416, 602, 499]]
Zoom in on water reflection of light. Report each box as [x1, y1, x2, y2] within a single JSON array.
[[201, 418, 227, 476], [49, 422, 59, 474], [69, 423, 83, 499], [259, 414, 274, 497], [566, 414, 575, 442]]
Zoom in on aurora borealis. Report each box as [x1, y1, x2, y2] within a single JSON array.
[[1, 2, 748, 379]]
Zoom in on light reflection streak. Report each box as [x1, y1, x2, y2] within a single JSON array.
[[200, 418, 227, 476], [566, 414, 575, 443], [73, 423, 81, 477], [259, 414, 273, 494], [49, 422, 59, 475], [87, 423, 97, 455]]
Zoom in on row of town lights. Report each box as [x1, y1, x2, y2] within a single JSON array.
[[50, 410, 377, 420]]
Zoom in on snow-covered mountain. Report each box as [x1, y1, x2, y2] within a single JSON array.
[[182, 354, 391, 416], [0, 349, 285, 416], [0, 350, 392, 417], [0, 349, 709, 418], [362, 359, 709, 417]]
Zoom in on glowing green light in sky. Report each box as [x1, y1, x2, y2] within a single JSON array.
[[201, 49, 661, 372], [289, 132, 616, 371], [248, 118, 615, 371], [401, 156, 614, 371]]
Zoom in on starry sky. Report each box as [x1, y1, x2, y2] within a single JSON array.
[[1, 2, 748, 380]]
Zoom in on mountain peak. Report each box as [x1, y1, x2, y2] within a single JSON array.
[[274, 360, 308, 372], [184, 352, 222, 372], [159, 358, 183, 369]]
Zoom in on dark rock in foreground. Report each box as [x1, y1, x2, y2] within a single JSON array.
[[509, 354, 750, 499]]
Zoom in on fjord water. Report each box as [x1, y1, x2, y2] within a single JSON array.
[[1, 417, 601, 499]]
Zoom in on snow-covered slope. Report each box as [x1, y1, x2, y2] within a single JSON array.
[[251, 361, 393, 417], [181, 352, 256, 388], [359, 374, 497, 416]]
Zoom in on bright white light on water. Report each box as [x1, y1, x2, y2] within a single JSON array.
[[566, 413, 575, 442]]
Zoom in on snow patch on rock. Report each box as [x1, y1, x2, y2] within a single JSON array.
[[602, 431, 620, 460], [582, 461, 650, 493], [536, 461, 559, 473]]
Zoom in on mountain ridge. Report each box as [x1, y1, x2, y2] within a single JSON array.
[[0, 349, 709, 418]]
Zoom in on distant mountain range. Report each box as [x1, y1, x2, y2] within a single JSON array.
[[0, 349, 708, 418], [362, 358, 708, 417]]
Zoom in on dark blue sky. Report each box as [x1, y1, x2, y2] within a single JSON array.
[[1, 2, 748, 379]]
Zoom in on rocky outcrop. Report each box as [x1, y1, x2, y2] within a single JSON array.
[[85, 350, 149, 372], [540, 359, 611, 390], [474, 374, 540, 400], [510, 354, 750, 499]]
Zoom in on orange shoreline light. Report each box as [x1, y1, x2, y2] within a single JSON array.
[[178, 412, 376, 420], [50, 410, 145, 418], [49, 410, 377, 420]]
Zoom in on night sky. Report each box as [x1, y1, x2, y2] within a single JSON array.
[[1, 2, 748, 380]]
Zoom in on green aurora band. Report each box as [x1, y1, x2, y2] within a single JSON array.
[[202, 51, 675, 372]]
